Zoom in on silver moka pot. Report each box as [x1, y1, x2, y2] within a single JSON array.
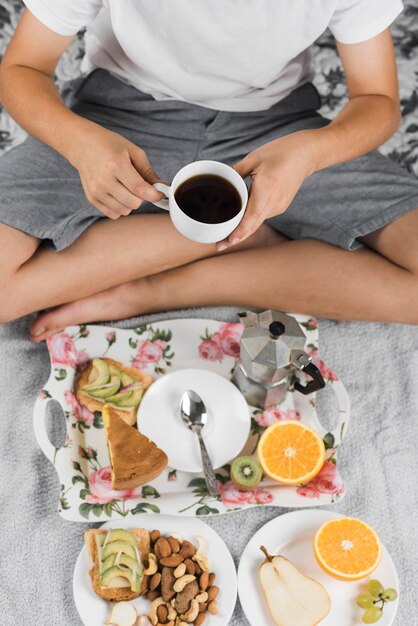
[[232, 310, 325, 409]]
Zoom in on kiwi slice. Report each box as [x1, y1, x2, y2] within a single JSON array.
[[230, 456, 263, 491]]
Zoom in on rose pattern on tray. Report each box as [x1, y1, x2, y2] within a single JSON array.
[[72, 447, 162, 519], [128, 325, 174, 374], [35, 318, 349, 521], [296, 459, 344, 500], [47, 327, 91, 381], [64, 390, 104, 433], [198, 322, 243, 361]]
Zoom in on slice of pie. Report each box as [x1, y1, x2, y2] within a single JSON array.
[[103, 405, 168, 489]]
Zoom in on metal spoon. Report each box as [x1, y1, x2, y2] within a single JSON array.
[[180, 390, 218, 497]]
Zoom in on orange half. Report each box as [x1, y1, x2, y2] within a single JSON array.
[[257, 420, 325, 485], [314, 517, 382, 581]]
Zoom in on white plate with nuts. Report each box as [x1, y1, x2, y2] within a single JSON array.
[[73, 513, 238, 626]]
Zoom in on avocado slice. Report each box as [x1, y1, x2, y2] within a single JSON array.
[[86, 375, 121, 399], [121, 372, 135, 386], [106, 529, 138, 545], [100, 565, 141, 592], [105, 389, 133, 404], [81, 358, 110, 390], [102, 554, 142, 576], [109, 364, 121, 375], [114, 388, 144, 408], [101, 540, 136, 561]]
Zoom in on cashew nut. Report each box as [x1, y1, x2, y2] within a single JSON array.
[[195, 535, 209, 555], [166, 604, 177, 621], [173, 574, 196, 592], [192, 553, 210, 571], [144, 553, 158, 576], [148, 597, 165, 626], [173, 563, 186, 578], [183, 599, 199, 623], [208, 600, 219, 615], [195, 592, 209, 603], [173, 574, 196, 593]]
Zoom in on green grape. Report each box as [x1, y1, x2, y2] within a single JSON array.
[[357, 594, 374, 608], [383, 588, 398, 602], [368, 579, 384, 598], [362, 607, 383, 623]]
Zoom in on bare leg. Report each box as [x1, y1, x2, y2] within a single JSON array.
[[0, 214, 280, 323], [32, 206, 418, 334]]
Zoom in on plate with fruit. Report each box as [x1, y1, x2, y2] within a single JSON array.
[[73, 513, 237, 626], [238, 509, 399, 626]]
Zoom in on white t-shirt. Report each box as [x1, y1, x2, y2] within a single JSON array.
[[24, 0, 403, 112]]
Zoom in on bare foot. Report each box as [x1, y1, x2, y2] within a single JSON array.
[[30, 279, 153, 342]]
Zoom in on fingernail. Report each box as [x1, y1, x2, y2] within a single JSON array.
[[217, 244, 227, 252], [231, 237, 240, 245], [32, 327, 45, 337]]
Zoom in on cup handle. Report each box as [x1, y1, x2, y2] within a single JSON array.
[[152, 183, 171, 211]]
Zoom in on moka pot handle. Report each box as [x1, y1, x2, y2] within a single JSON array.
[[294, 362, 326, 395]]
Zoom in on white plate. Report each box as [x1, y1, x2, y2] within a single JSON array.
[[238, 509, 399, 626], [73, 513, 237, 626], [137, 368, 251, 472]]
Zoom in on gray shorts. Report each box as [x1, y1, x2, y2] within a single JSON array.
[[1, 69, 418, 251]]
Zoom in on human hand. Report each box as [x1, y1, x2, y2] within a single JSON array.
[[70, 124, 164, 219], [217, 130, 319, 251]]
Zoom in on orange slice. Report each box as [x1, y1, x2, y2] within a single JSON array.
[[257, 420, 325, 485], [314, 517, 382, 581]]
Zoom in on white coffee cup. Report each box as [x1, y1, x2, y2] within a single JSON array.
[[151, 160, 248, 243]]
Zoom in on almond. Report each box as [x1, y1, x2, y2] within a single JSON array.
[[199, 603, 208, 613], [167, 536, 181, 554], [156, 604, 168, 623], [184, 559, 196, 576], [207, 586, 219, 601], [155, 537, 172, 559], [194, 613, 207, 626], [179, 540, 196, 559], [150, 572, 162, 591], [199, 572, 209, 591], [150, 529, 161, 544], [160, 554, 184, 567], [147, 589, 160, 601], [208, 572, 216, 586]]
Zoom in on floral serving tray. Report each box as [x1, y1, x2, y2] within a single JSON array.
[[33, 317, 350, 522]]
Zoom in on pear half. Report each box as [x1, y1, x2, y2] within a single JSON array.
[[259, 547, 330, 626]]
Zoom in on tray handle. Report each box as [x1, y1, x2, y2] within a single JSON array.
[[33, 396, 57, 463], [316, 378, 350, 446]]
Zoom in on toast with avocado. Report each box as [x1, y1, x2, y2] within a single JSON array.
[[76, 357, 153, 426], [85, 528, 150, 602]]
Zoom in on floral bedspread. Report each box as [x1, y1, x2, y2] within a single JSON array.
[[0, 0, 417, 175]]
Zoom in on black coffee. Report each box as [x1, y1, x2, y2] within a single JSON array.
[[174, 174, 241, 224]]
